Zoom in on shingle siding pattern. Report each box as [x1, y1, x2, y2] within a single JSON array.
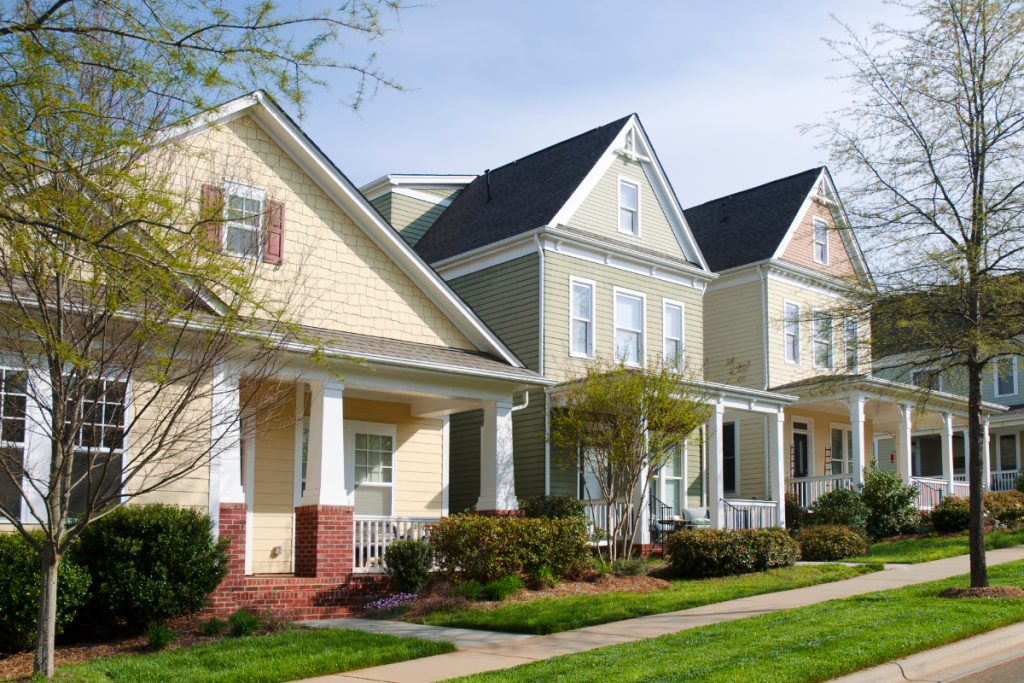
[[414, 117, 631, 264], [684, 168, 822, 272]]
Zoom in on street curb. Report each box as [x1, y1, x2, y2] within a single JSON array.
[[830, 621, 1024, 682]]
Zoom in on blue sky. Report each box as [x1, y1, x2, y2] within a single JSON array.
[[298, 0, 906, 206]]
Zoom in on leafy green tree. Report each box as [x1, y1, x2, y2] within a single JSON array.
[[815, 0, 1024, 587]]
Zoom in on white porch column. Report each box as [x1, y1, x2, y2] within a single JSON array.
[[847, 394, 867, 488], [478, 400, 517, 511], [209, 364, 243, 538], [301, 382, 349, 506], [983, 417, 992, 492], [940, 412, 955, 493], [897, 404, 913, 484], [707, 401, 725, 529], [768, 408, 787, 528]]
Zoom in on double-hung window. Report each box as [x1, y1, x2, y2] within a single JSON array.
[[784, 302, 801, 364], [995, 357, 1018, 398], [67, 379, 127, 514], [663, 300, 684, 371], [0, 370, 27, 520], [618, 178, 640, 236], [351, 424, 395, 516], [660, 444, 684, 517], [812, 311, 833, 369], [614, 290, 645, 366], [224, 181, 265, 258], [911, 368, 942, 391], [845, 319, 859, 372], [812, 218, 828, 264], [570, 278, 595, 358]]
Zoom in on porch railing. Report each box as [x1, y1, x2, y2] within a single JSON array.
[[910, 477, 947, 511], [954, 474, 967, 482], [952, 481, 971, 498], [722, 499, 779, 530], [788, 474, 855, 510], [583, 500, 634, 542], [991, 470, 1020, 492], [353, 516, 437, 573]]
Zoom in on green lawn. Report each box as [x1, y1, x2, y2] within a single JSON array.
[[846, 529, 1024, 564], [50, 628, 455, 683], [445, 559, 1024, 683], [418, 564, 873, 635]]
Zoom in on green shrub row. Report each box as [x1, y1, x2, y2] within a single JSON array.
[[794, 525, 868, 561], [666, 528, 799, 579], [428, 513, 590, 582], [932, 490, 1024, 532], [518, 495, 587, 520]]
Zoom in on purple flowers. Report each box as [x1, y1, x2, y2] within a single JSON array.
[[364, 593, 418, 612]]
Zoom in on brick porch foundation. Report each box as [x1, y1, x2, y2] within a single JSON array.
[[205, 503, 389, 620]]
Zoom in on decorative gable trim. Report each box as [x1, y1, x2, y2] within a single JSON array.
[[547, 115, 710, 272], [360, 174, 475, 203], [169, 93, 525, 369]]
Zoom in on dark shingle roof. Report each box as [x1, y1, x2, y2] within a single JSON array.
[[683, 167, 823, 272], [413, 116, 632, 264]]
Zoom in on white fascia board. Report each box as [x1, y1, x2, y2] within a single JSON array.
[[764, 259, 854, 298], [545, 377, 799, 412], [359, 175, 475, 201], [433, 233, 540, 281], [705, 264, 765, 292], [546, 116, 711, 273], [208, 97, 525, 368], [772, 170, 822, 260], [821, 167, 873, 283]]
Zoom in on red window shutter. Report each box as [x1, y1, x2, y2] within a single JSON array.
[[201, 184, 224, 251], [263, 200, 284, 265]]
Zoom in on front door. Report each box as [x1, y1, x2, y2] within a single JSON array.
[[793, 432, 809, 478]]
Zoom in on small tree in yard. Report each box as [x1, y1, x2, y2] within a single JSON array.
[[814, 0, 1024, 587], [0, 0, 405, 676], [548, 355, 718, 561]]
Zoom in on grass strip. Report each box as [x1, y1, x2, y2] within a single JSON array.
[[51, 627, 456, 683], [419, 564, 873, 635], [446, 559, 1024, 683], [847, 529, 1024, 564]]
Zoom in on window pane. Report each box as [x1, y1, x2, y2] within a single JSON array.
[[665, 305, 681, 337], [381, 435, 393, 452], [368, 434, 380, 450], [615, 330, 640, 364], [572, 285, 591, 319], [831, 428, 844, 474], [1000, 435, 1017, 471], [665, 339, 681, 365], [998, 359, 1015, 395], [616, 295, 642, 330], [572, 320, 589, 355], [225, 225, 258, 256], [619, 182, 637, 210], [355, 434, 367, 449], [619, 208, 635, 233]]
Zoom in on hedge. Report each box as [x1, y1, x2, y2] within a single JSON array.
[[931, 495, 971, 533], [428, 514, 590, 582], [518, 495, 587, 520], [666, 528, 799, 579], [795, 525, 868, 561]]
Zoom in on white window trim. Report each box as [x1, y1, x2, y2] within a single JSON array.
[[828, 422, 855, 476], [994, 356, 1018, 398], [911, 367, 943, 392], [613, 286, 647, 367], [345, 420, 397, 517], [811, 309, 833, 370], [812, 217, 829, 265], [791, 416, 815, 478], [662, 298, 685, 371], [723, 421, 740, 497], [223, 179, 267, 260], [568, 276, 597, 359], [996, 431, 1019, 472], [784, 300, 801, 366], [617, 175, 641, 238], [657, 441, 685, 517]]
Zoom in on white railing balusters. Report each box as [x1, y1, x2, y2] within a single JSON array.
[[991, 470, 1020, 492], [353, 516, 437, 573], [787, 474, 855, 509], [722, 499, 779, 530], [910, 477, 948, 510]]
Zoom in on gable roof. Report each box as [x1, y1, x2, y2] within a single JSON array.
[[412, 116, 632, 264], [683, 167, 823, 273], [171, 92, 531, 371]]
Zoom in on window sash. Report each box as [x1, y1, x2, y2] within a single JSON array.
[[995, 358, 1017, 397], [999, 434, 1017, 471], [0, 369, 27, 446], [618, 180, 639, 235], [614, 293, 644, 365], [812, 219, 828, 264], [224, 192, 264, 258], [663, 303, 683, 369], [354, 432, 394, 484], [813, 314, 833, 369], [570, 282, 594, 357], [845, 320, 859, 372], [784, 303, 800, 364], [67, 379, 127, 452], [912, 369, 941, 391]]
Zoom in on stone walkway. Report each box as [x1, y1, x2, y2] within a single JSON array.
[[297, 547, 1024, 683]]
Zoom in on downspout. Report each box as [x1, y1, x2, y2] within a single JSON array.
[[535, 233, 550, 495]]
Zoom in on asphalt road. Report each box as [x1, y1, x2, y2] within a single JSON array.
[[953, 655, 1024, 683]]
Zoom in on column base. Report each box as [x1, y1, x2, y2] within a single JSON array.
[[294, 504, 354, 578], [218, 503, 247, 581]]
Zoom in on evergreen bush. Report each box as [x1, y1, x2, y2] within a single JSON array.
[[384, 538, 434, 594], [666, 528, 799, 579], [931, 495, 971, 533], [518, 495, 587, 519], [861, 465, 920, 539], [811, 488, 869, 531], [795, 525, 868, 561]]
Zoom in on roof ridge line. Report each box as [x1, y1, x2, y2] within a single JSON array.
[[686, 166, 824, 210], [481, 114, 634, 175]]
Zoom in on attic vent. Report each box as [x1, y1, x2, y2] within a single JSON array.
[[720, 196, 732, 222]]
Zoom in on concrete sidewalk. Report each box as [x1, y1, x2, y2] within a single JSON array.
[[299, 546, 1024, 683]]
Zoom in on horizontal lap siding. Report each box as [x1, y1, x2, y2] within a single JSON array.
[[779, 200, 856, 277], [686, 440, 703, 507], [737, 418, 765, 500], [704, 278, 765, 390], [447, 254, 542, 508], [253, 390, 298, 574], [387, 194, 449, 248], [767, 279, 849, 387], [566, 156, 688, 261]]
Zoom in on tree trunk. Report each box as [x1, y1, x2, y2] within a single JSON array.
[[967, 363, 989, 588], [33, 547, 60, 678]]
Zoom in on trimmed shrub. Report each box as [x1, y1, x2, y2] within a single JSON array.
[[666, 528, 799, 579], [810, 488, 869, 532], [69, 504, 230, 633], [483, 575, 524, 601], [384, 538, 434, 594], [229, 608, 260, 637], [785, 493, 805, 530], [1015, 473, 1024, 495], [985, 490, 1024, 525], [610, 556, 646, 577], [429, 514, 590, 582], [518, 495, 586, 520], [795, 525, 868, 561], [931, 495, 971, 533], [0, 533, 91, 653], [861, 465, 920, 540], [147, 624, 175, 651]]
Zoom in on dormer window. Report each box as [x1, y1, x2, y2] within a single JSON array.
[[618, 178, 640, 237], [812, 218, 828, 265], [224, 181, 266, 259]]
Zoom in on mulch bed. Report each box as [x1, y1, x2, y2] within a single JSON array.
[[0, 615, 224, 681], [937, 586, 1024, 599]]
